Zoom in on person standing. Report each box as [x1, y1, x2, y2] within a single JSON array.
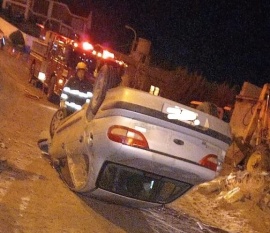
[[60, 62, 93, 115]]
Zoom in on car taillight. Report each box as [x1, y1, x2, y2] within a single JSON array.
[[107, 125, 149, 149], [199, 154, 218, 171]]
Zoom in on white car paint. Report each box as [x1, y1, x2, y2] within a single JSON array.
[[40, 86, 231, 208]]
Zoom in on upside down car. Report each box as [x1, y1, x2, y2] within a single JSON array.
[[38, 64, 232, 208]]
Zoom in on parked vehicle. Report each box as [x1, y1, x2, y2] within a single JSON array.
[[29, 30, 125, 100], [38, 69, 232, 208]]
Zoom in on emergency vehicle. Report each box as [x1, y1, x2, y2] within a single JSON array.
[[29, 30, 126, 100]]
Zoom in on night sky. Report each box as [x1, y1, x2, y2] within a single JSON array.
[[61, 0, 269, 88]]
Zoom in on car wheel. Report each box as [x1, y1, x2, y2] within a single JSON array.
[[50, 108, 67, 137], [89, 64, 122, 115], [47, 74, 56, 101]]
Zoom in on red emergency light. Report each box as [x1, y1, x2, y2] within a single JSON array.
[[82, 42, 94, 51], [103, 50, 114, 59]]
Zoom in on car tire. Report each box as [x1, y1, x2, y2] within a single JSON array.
[[89, 64, 122, 115], [47, 73, 56, 101], [49, 108, 67, 137]]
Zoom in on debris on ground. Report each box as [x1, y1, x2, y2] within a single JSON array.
[[24, 89, 42, 100], [197, 171, 270, 211], [0, 142, 7, 149], [0, 158, 8, 172]]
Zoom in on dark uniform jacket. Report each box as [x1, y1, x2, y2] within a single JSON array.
[[61, 75, 93, 114]]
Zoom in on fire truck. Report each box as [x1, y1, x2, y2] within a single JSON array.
[[29, 30, 126, 101]]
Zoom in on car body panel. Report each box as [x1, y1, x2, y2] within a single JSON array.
[[45, 86, 231, 207]]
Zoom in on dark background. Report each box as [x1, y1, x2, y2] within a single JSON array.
[[61, 1, 270, 87]]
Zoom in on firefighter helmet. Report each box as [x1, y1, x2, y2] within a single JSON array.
[[76, 62, 87, 70]]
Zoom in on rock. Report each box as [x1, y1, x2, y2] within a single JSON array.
[[223, 187, 244, 203], [259, 193, 270, 211], [0, 142, 7, 149], [0, 158, 8, 171], [197, 178, 223, 194]]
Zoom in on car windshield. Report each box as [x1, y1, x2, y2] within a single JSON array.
[[97, 162, 192, 204]]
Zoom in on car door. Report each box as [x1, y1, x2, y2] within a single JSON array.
[[51, 107, 93, 191]]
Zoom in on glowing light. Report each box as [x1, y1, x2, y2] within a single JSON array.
[[58, 78, 64, 85], [38, 72, 46, 82], [82, 42, 93, 51], [103, 50, 114, 59], [150, 85, 159, 96], [127, 131, 135, 138]]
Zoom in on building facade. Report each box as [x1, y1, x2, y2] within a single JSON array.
[[1, 0, 92, 38]]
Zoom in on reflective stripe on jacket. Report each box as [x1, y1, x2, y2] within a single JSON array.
[[61, 76, 93, 112]]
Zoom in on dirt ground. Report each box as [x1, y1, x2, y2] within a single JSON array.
[[0, 46, 270, 233], [0, 48, 136, 233], [169, 169, 270, 233]]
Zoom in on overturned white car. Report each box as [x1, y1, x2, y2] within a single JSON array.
[[38, 65, 231, 208]]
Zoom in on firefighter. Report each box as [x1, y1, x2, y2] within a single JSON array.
[[60, 62, 93, 115]]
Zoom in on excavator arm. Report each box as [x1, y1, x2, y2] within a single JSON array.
[[242, 83, 270, 145], [239, 83, 270, 171]]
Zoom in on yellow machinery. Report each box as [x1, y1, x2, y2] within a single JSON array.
[[238, 83, 270, 171]]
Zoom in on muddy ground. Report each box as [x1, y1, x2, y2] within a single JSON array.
[[1, 46, 269, 233]]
